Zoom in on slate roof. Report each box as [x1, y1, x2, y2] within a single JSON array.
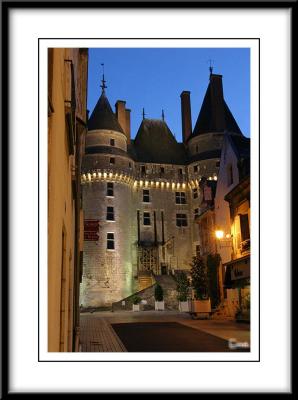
[[189, 76, 242, 140], [87, 92, 124, 133], [133, 119, 187, 165]]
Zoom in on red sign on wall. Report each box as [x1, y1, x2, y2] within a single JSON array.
[[84, 219, 99, 241]]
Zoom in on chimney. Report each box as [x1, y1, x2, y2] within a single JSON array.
[[125, 109, 131, 144], [180, 91, 192, 143], [209, 74, 225, 131], [115, 100, 126, 132]]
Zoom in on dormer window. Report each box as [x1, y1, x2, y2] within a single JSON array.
[[110, 138, 115, 146]]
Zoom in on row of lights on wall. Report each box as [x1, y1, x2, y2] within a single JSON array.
[[81, 171, 217, 188]]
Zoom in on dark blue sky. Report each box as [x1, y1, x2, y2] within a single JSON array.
[[87, 48, 250, 141]]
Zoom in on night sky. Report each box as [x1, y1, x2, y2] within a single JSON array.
[[87, 48, 250, 141]]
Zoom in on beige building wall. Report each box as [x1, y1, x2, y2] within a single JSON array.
[[214, 136, 240, 264], [48, 48, 88, 352]]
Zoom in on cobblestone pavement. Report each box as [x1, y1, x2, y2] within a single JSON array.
[[80, 310, 250, 352]]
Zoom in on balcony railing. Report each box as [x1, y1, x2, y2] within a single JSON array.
[[240, 238, 250, 253]]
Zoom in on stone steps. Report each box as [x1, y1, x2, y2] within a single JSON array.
[[112, 274, 179, 311]]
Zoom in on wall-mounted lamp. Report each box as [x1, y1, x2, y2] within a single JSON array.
[[215, 230, 224, 239]]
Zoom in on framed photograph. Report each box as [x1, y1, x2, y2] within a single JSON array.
[[2, 1, 293, 395]]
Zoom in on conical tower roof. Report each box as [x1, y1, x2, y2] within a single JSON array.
[[88, 91, 124, 133], [190, 74, 242, 140]]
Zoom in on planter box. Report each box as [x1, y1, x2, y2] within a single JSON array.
[[179, 301, 189, 312], [132, 304, 140, 312], [191, 299, 211, 318], [155, 301, 164, 311]]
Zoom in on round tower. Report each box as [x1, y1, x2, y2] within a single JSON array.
[[80, 81, 137, 308]]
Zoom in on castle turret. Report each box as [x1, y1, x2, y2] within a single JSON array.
[[80, 76, 137, 308]]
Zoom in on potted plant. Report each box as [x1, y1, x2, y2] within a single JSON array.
[[190, 255, 211, 318], [131, 295, 141, 312], [176, 271, 190, 312], [154, 284, 164, 311]]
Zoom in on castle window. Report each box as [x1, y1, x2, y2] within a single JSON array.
[[176, 213, 188, 227], [195, 144, 199, 153], [143, 189, 150, 203], [107, 233, 115, 250], [160, 167, 165, 174], [193, 188, 198, 199], [227, 164, 234, 186], [175, 192, 186, 204], [129, 162, 132, 169], [141, 165, 146, 174], [216, 161, 220, 168], [110, 138, 115, 146], [194, 165, 198, 173], [178, 168, 183, 175], [106, 182, 114, 197], [110, 157, 115, 165], [194, 208, 199, 218], [196, 244, 201, 256], [106, 206, 115, 221], [143, 212, 151, 226]]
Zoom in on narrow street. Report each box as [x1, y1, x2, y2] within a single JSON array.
[[80, 311, 250, 352]]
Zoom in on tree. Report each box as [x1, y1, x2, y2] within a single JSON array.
[[190, 256, 208, 300], [175, 271, 190, 302], [207, 253, 221, 308], [154, 284, 164, 302]]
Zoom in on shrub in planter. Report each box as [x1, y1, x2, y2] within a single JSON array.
[[190, 256, 208, 300], [154, 284, 164, 310], [131, 295, 141, 311], [175, 271, 190, 312], [190, 256, 211, 316]]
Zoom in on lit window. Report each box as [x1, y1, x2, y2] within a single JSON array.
[[107, 182, 114, 197], [110, 138, 115, 146], [107, 233, 115, 250], [175, 192, 186, 204], [110, 157, 115, 165], [176, 213, 188, 227], [143, 189, 150, 203], [106, 206, 115, 221], [193, 188, 198, 199], [143, 212, 151, 226]]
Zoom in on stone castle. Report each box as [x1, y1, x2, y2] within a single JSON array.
[[80, 71, 244, 308]]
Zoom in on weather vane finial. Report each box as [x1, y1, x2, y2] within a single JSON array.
[[208, 59, 214, 76], [142, 108, 146, 120], [162, 109, 165, 121], [100, 63, 107, 93]]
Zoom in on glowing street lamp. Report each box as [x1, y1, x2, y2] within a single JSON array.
[[215, 230, 224, 239]]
